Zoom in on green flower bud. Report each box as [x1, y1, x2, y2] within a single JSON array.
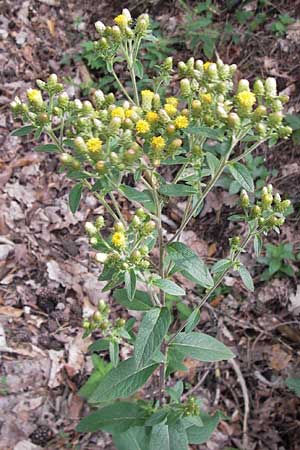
[[206, 62, 218, 79], [136, 208, 146, 219], [106, 93, 115, 105], [83, 320, 90, 329], [152, 93, 161, 110], [163, 57, 173, 71], [216, 105, 228, 120], [95, 252, 108, 263], [74, 99, 83, 111], [110, 117, 122, 131], [94, 89, 105, 108], [140, 245, 149, 256], [83, 101, 93, 114], [58, 92, 69, 108], [191, 79, 199, 91], [265, 77, 277, 97], [278, 126, 292, 139], [256, 122, 267, 137], [271, 99, 283, 112], [60, 153, 74, 167], [114, 221, 125, 232], [191, 99, 201, 116], [279, 95, 289, 104], [95, 160, 106, 174], [253, 79, 265, 96], [99, 37, 109, 50], [26, 88, 44, 109], [251, 205, 261, 218], [95, 20, 106, 34], [281, 199, 291, 210], [227, 112, 241, 129], [195, 59, 203, 72], [124, 148, 138, 163], [178, 62, 187, 76], [136, 14, 149, 33], [240, 189, 249, 208], [48, 73, 58, 86], [159, 109, 171, 123], [229, 64, 237, 75], [130, 250, 141, 263], [143, 220, 156, 235], [131, 215, 141, 227], [116, 318, 126, 328], [231, 236, 241, 247], [166, 124, 176, 135], [95, 216, 105, 229], [85, 222, 98, 236], [269, 111, 283, 127], [98, 299, 107, 313], [74, 136, 87, 152], [180, 78, 191, 97], [93, 311, 102, 322], [254, 105, 267, 119], [38, 112, 49, 124], [261, 187, 273, 208], [36, 79, 46, 90], [237, 79, 250, 93], [111, 25, 122, 41]]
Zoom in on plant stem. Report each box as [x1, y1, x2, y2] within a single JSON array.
[[108, 192, 126, 227], [111, 66, 134, 104], [229, 139, 266, 163], [167, 230, 255, 345]]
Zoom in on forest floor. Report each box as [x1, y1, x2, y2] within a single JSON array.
[[1, 0, 300, 449]]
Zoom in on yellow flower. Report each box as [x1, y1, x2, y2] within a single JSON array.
[[111, 106, 125, 120], [136, 119, 150, 134], [203, 61, 212, 70], [200, 93, 212, 104], [125, 109, 134, 118], [164, 103, 177, 116], [111, 232, 126, 248], [141, 90, 154, 111], [26, 89, 43, 107], [165, 97, 178, 107], [151, 136, 166, 151], [146, 111, 159, 124], [174, 115, 189, 129], [236, 91, 256, 109], [114, 14, 128, 28], [86, 137, 103, 153]]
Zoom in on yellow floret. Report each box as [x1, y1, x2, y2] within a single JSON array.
[[164, 103, 177, 116], [125, 109, 134, 118], [174, 115, 189, 129], [203, 61, 212, 70], [111, 231, 126, 248], [136, 119, 150, 134], [236, 91, 256, 109], [86, 137, 103, 153], [26, 89, 43, 106], [114, 14, 128, 28], [165, 97, 178, 107], [146, 111, 159, 124], [111, 106, 125, 120], [200, 93, 212, 104], [151, 136, 166, 151]]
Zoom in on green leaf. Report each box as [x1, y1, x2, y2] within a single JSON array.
[[149, 421, 189, 450], [238, 266, 254, 291], [159, 184, 198, 197], [119, 185, 155, 212], [228, 162, 254, 192], [188, 126, 224, 141], [88, 358, 158, 404], [11, 125, 35, 137], [166, 381, 184, 403], [206, 153, 220, 177], [114, 289, 153, 311], [109, 341, 119, 367], [185, 308, 200, 332], [166, 242, 213, 288], [33, 143, 60, 153], [211, 259, 232, 274], [134, 307, 171, 368], [113, 426, 150, 450], [69, 183, 83, 213], [187, 411, 223, 444], [77, 402, 146, 433], [286, 377, 300, 396], [125, 269, 137, 302], [170, 332, 234, 362], [253, 235, 263, 257], [134, 60, 144, 79], [88, 339, 110, 352], [79, 357, 112, 400], [152, 278, 185, 296]]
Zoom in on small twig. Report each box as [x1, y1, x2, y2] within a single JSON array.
[[181, 367, 211, 401], [229, 358, 250, 450]]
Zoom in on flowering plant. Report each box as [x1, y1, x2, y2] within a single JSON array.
[[11, 9, 292, 449]]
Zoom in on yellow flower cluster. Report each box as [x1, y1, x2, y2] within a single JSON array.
[[151, 136, 166, 151], [174, 115, 189, 129], [200, 93, 212, 104], [164, 103, 177, 116], [136, 119, 150, 134], [141, 90, 154, 111], [86, 137, 102, 153], [111, 106, 125, 119], [165, 97, 178, 107], [146, 111, 159, 123], [236, 91, 256, 109], [111, 231, 126, 248], [114, 14, 128, 28], [26, 89, 43, 107]]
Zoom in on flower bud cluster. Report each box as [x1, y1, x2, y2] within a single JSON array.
[[85, 209, 155, 275], [83, 298, 126, 341], [240, 185, 290, 233]]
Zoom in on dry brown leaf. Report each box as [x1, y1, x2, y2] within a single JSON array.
[[0, 306, 23, 318], [270, 344, 292, 371], [47, 19, 56, 37]]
